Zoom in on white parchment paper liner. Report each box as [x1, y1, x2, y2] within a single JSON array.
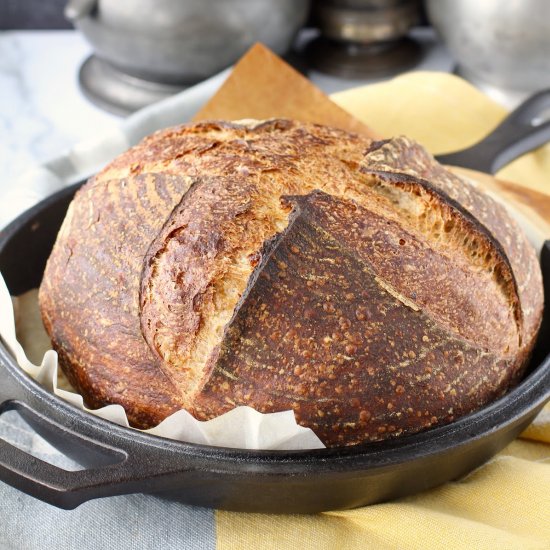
[[0, 275, 324, 450]]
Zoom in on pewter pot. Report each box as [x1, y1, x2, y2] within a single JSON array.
[[66, 0, 310, 85], [426, 0, 550, 106]]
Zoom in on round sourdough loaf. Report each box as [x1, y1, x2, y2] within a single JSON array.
[[39, 120, 544, 447]]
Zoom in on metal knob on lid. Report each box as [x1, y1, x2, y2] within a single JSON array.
[[306, 0, 422, 79]]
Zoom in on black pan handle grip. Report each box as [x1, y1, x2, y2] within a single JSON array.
[[0, 400, 185, 509], [0, 438, 127, 509], [436, 89, 550, 174], [0, 400, 133, 508]]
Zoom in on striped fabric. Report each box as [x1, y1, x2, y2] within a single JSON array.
[[1, 406, 548, 549], [217, 418, 550, 550]]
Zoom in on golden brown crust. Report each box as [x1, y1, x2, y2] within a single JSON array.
[[39, 119, 544, 446], [362, 137, 543, 358], [39, 173, 191, 427], [193, 191, 516, 445]]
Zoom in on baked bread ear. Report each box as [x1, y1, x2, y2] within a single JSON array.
[[39, 120, 544, 446]]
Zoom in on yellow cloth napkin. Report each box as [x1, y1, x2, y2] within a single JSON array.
[[216, 72, 550, 550], [332, 71, 550, 195]]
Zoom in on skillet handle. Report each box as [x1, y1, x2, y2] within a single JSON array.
[[436, 89, 550, 174], [0, 439, 124, 509], [0, 400, 132, 509], [0, 400, 184, 509], [536, 241, 550, 361]]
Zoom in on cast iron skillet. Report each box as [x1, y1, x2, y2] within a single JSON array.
[[0, 91, 549, 512], [0, 185, 548, 513]]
